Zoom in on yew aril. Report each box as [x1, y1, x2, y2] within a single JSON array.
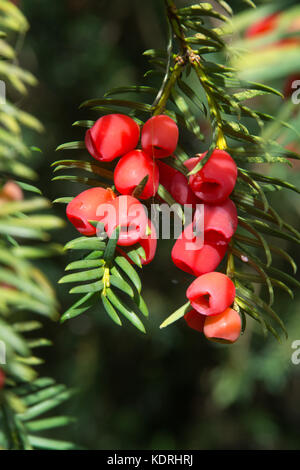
[[157, 160, 199, 206], [85, 114, 140, 162], [141, 115, 179, 158], [184, 150, 237, 204], [114, 150, 159, 200], [184, 309, 205, 333], [117, 219, 157, 265], [186, 272, 236, 316], [104, 195, 148, 247], [171, 223, 228, 277], [172, 200, 237, 276], [201, 199, 238, 244], [66, 187, 116, 236], [203, 307, 241, 344]]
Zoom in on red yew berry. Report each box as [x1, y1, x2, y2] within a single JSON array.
[[66, 187, 116, 236], [203, 307, 241, 344], [105, 195, 148, 246], [85, 114, 140, 162], [184, 309, 205, 333], [201, 199, 238, 244], [184, 150, 237, 204], [117, 219, 157, 265], [172, 201, 236, 276], [186, 272, 236, 316], [157, 160, 199, 206], [171, 223, 228, 277], [114, 150, 159, 200], [0, 369, 5, 390], [141, 115, 179, 158]]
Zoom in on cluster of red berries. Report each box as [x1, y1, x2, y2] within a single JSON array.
[[185, 272, 241, 344], [66, 113, 241, 342], [172, 150, 239, 343], [67, 114, 179, 261]]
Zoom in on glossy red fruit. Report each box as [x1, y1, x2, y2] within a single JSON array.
[[114, 150, 159, 200], [200, 199, 238, 244], [66, 187, 116, 236], [85, 114, 140, 162], [186, 272, 236, 316], [203, 307, 241, 344], [157, 160, 199, 206], [171, 223, 228, 277], [117, 219, 157, 265], [141, 115, 179, 158], [0, 369, 5, 390], [184, 150, 237, 204], [105, 195, 148, 246], [184, 309, 205, 333]]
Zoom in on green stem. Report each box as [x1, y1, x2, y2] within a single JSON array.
[[151, 0, 187, 115], [226, 240, 235, 279], [164, 0, 189, 55], [152, 61, 184, 115], [192, 60, 227, 149], [163, 0, 227, 149]]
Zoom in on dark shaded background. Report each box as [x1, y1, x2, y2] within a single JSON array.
[[14, 0, 300, 449]]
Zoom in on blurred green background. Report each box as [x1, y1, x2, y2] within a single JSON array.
[[15, 0, 300, 449]]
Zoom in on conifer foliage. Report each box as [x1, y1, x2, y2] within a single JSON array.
[[0, 0, 76, 450], [54, 0, 300, 343]]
